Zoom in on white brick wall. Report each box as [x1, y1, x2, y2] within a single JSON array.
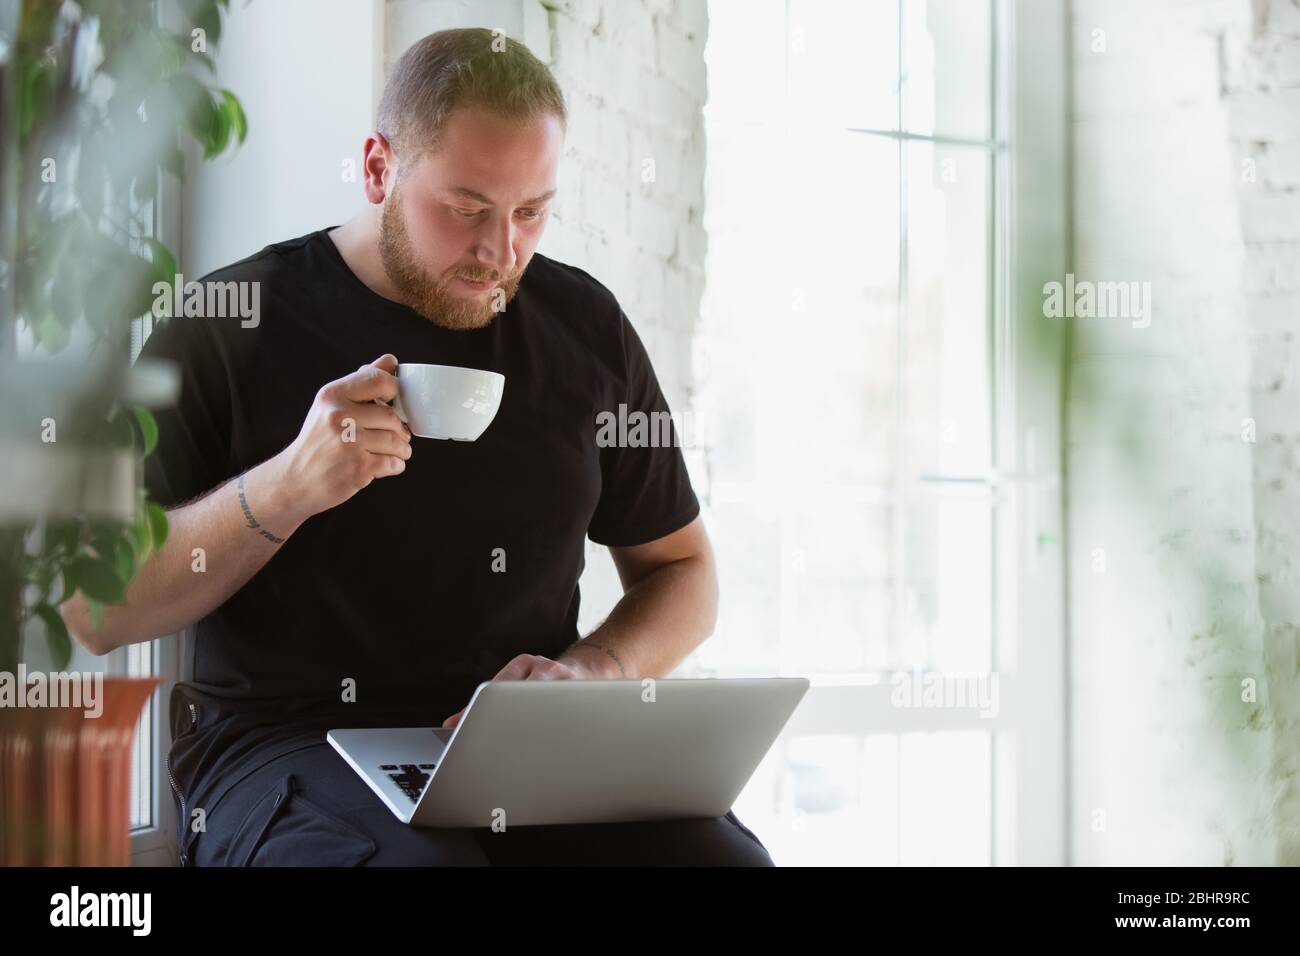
[[1068, 0, 1300, 864], [537, 0, 708, 409], [384, 1, 709, 638], [1233, 0, 1300, 866], [533, 0, 708, 634]]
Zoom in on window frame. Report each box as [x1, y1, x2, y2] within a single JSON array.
[[696, 0, 1069, 865]]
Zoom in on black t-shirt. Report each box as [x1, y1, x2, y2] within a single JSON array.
[[140, 227, 698, 813]]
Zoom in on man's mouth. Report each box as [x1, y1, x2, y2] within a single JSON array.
[[456, 275, 496, 292]]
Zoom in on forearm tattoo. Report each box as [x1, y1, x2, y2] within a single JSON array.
[[237, 471, 286, 544], [568, 638, 627, 678]]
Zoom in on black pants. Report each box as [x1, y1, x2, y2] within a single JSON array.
[[185, 737, 775, 866]]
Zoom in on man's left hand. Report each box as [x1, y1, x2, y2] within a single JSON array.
[[440, 652, 607, 729]]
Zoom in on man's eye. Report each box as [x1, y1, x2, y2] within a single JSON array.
[[454, 208, 486, 219], [516, 208, 542, 221]]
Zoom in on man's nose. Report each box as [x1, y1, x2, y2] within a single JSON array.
[[476, 214, 517, 276]]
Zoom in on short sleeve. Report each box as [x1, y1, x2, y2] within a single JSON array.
[[138, 316, 235, 508], [587, 310, 700, 547]]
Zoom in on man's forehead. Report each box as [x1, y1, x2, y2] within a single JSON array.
[[411, 108, 561, 194]]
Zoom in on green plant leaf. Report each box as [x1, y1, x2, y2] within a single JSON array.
[[220, 89, 247, 144], [19, 56, 56, 143], [86, 251, 161, 329], [204, 93, 230, 158], [131, 510, 153, 558], [43, 519, 81, 558], [33, 605, 72, 671], [179, 0, 224, 49], [158, 33, 187, 76], [170, 71, 216, 152], [66, 555, 126, 604], [48, 569, 70, 608], [143, 238, 178, 289], [147, 502, 169, 552], [110, 534, 136, 584], [36, 314, 71, 353], [134, 406, 160, 456], [106, 406, 136, 450]]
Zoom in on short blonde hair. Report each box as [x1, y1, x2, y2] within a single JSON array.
[[376, 27, 567, 168]]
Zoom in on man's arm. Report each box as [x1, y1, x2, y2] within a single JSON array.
[[61, 355, 412, 656], [560, 515, 718, 680], [60, 457, 310, 655]]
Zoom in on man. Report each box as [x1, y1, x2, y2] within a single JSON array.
[[61, 27, 774, 866]]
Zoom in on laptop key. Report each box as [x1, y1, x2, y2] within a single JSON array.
[[387, 766, 433, 803]]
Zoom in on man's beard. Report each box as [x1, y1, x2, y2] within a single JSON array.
[[378, 182, 524, 330]]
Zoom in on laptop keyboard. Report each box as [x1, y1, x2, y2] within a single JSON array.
[[380, 764, 438, 803]]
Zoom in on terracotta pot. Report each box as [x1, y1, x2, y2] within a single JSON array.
[[0, 676, 161, 866]]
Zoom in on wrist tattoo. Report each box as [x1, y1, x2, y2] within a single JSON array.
[[237, 471, 286, 544], [568, 639, 626, 678]]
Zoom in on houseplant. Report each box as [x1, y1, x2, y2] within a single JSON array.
[[1, 0, 247, 671], [0, 0, 248, 864]]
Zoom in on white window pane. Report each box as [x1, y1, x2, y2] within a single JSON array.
[[701, 124, 901, 677], [899, 730, 991, 864], [127, 640, 154, 830], [734, 730, 991, 865], [905, 142, 991, 479], [790, 502, 894, 674], [734, 733, 900, 866], [704, 499, 783, 674], [902, 494, 993, 671], [779, 130, 900, 486], [787, 0, 900, 130], [702, 126, 900, 488], [903, 0, 992, 140], [705, 0, 790, 124]]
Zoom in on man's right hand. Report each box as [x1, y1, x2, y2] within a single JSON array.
[[273, 353, 413, 520]]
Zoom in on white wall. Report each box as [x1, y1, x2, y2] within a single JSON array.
[[182, 0, 385, 277], [1067, 0, 1300, 864], [530, 0, 710, 638], [1231, 0, 1300, 865]]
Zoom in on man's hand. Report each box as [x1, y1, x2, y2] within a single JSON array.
[[440, 651, 609, 729], [272, 354, 413, 521]]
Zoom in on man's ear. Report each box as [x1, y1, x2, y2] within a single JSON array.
[[361, 132, 395, 204]]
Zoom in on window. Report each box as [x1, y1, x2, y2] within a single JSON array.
[[684, 0, 1066, 864]]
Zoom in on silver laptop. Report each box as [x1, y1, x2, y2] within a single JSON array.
[[327, 677, 809, 828]]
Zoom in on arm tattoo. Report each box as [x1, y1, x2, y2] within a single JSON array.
[[566, 638, 627, 678], [237, 471, 286, 544]]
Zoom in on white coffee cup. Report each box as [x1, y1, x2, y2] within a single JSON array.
[[382, 363, 505, 441]]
